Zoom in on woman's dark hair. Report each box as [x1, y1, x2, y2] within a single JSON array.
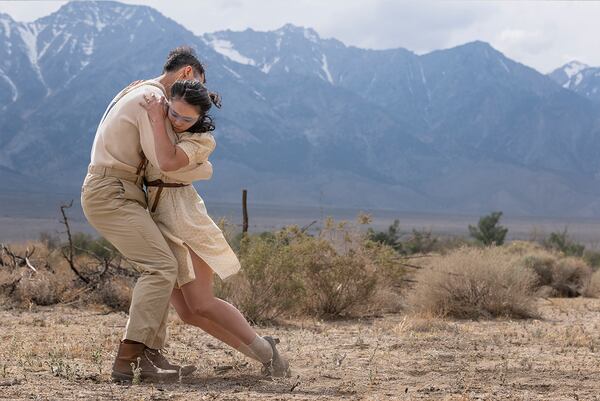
[[170, 80, 222, 133]]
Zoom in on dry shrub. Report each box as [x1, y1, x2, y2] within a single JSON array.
[[408, 246, 538, 319], [92, 276, 133, 312], [298, 239, 378, 317], [15, 270, 68, 306], [583, 270, 600, 297], [4, 220, 406, 321], [218, 230, 306, 324], [218, 220, 405, 322], [552, 257, 592, 296], [302, 220, 404, 318], [521, 252, 556, 287], [1, 240, 137, 311], [505, 240, 544, 255], [521, 250, 592, 297]]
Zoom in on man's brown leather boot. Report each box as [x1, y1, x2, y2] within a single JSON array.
[[111, 341, 179, 383], [145, 348, 196, 377]]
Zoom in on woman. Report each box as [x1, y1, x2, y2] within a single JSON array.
[[140, 80, 290, 377]]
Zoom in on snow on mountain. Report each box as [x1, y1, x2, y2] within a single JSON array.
[[204, 35, 257, 66], [548, 60, 600, 102], [320, 54, 334, 84], [0, 71, 18, 102], [564, 61, 588, 79]]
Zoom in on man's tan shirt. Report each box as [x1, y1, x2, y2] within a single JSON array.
[[90, 80, 212, 182]]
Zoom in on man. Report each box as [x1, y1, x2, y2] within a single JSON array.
[[81, 46, 207, 383]]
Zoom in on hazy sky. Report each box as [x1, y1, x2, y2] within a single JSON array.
[[1, 0, 599, 73]]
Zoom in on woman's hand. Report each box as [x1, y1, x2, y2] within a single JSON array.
[[140, 92, 167, 124]]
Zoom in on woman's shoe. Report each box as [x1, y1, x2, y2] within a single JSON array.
[[261, 336, 291, 378]]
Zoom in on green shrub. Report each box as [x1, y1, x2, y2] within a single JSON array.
[[367, 220, 440, 255], [367, 219, 401, 252], [70, 233, 119, 260], [468, 211, 508, 246], [403, 228, 438, 255], [543, 228, 584, 257]]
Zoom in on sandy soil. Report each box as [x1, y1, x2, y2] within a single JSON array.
[[0, 298, 599, 401]]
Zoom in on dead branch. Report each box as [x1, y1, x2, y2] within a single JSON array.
[[301, 220, 318, 233], [399, 262, 424, 270], [59, 201, 89, 284], [0, 244, 37, 272]]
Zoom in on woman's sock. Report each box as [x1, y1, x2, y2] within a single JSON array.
[[247, 335, 273, 364], [235, 342, 260, 362]]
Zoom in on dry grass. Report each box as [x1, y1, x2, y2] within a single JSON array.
[[1, 298, 600, 400], [583, 269, 600, 297], [407, 246, 538, 319], [520, 248, 593, 297]]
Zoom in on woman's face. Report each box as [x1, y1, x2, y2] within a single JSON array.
[[168, 98, 201, 133]]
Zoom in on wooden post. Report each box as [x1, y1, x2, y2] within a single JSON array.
[[242, 189, 248, 234]]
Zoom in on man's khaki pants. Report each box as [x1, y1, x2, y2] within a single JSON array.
[[81, 166, 176, 349]]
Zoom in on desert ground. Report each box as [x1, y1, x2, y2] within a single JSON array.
[[1, 298, 598, 401]]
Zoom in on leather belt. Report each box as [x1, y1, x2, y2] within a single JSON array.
[[145, 179, 189, 212]]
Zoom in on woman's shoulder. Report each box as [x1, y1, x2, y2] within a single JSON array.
[[177, 132, 216, 149], [176, 132, 216, 165]]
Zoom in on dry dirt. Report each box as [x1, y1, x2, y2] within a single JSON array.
[[0, 298, 599, 401]]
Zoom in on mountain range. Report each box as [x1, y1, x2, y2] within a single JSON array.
[[2, 1, 600, 218]]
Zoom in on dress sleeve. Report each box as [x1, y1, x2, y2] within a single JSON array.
[[176, 133, 216, 166]]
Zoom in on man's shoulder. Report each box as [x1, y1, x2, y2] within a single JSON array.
[[117, 84, 165, 113]]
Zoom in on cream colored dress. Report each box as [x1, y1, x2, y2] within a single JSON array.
[[145, 131, 241, 288]]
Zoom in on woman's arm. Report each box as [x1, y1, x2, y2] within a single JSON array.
[[139, 93, 189, 172]]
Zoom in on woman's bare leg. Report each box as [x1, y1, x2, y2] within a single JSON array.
[[170, 288, 244, 351], [179, 249, 257, 344], [172, 247, 290, 375], [169, 247, 271, 363]]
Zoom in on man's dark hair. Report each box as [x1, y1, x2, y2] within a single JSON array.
[[163, 46, 205, 80]]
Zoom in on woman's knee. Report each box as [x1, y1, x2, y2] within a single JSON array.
[[188, 297, 217, 317]]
